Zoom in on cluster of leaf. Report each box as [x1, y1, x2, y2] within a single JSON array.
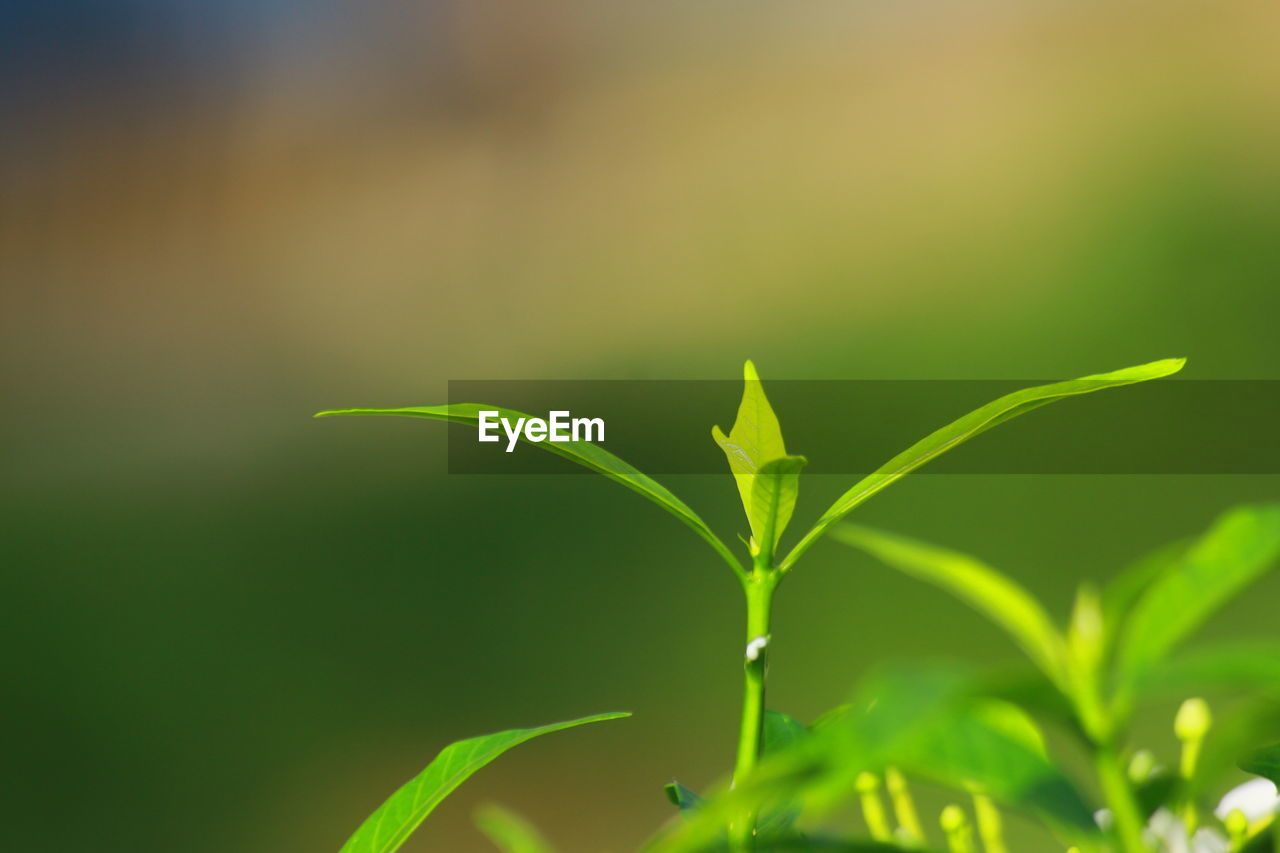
[[320, 357, 1280, 852], [655, 505, 1280, 852]]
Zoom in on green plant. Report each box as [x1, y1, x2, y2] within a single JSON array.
[[318, 358, 1197, 852], [825, 505, 1280, 853]]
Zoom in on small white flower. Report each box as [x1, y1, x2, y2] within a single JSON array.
[[745, 636, 769, 661], [1215, 777, 1280, 824], [1095, 778, 1277, 852], [1190, 828, 1230, 853], [1145, 808, 1228, 853]]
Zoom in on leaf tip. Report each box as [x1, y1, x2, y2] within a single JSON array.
[[743, 359, 760, 382]]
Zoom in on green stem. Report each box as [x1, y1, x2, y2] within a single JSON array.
[[1095, 743, 1149, 853], [730, 569, 777, 850]]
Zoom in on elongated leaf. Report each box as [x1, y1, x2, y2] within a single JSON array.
[[475, 804, 558, 853], [1240, 743, 1280, 786], [317, 404, 742, 577], [750, 457, 807, 561], [780, 359, 1185, 572], [1113, 504, 1280, 699], [339, 712, 628, 853], [832, 525, 1070, 691], [713, 361, 793, 553]]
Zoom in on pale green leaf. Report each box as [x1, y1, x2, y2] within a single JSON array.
[[713, 361, 793, 553], [780, 359, 1185, 572], [338, 712, 628, 853], [316, 404, 742, 578], [1113, 504, 1280, 700], [750, 456, 807, 561], [832, 525, 1070, 691], [475, 804, 558, 853]]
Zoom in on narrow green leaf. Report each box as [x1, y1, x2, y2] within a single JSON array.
[[1240, 743, 1280, 786], [832, 525, 1070, 691], [713, 361, 795, 553], [780, 359, 1185, 572], [1113, 504, 1280, 700], [751, 456, 807, 561], [317, 403, 742, 578], [338, 712, 628, 853], [475, 804, 558, 853]]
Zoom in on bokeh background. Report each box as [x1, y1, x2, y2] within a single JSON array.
[[4, 1, 1280, 850]]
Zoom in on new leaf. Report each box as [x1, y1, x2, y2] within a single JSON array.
[[713, 361, 802, 559]]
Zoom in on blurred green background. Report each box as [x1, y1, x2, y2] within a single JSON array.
[[3, 1, 1279, 850]]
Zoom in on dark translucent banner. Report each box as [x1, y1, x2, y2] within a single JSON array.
[[441, 380, 1280, 475]]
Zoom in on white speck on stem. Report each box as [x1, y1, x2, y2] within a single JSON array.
[[745, 636, 769, 661]]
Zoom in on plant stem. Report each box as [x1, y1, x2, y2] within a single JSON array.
[[730, 568, 777, 850], [1095, 743, 1149, 853]]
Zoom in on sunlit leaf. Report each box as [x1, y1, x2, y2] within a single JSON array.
[[317, 404, 742, 577], [1113, 504, 1280, 703], [338, 712, 628, 853], [832, 525, 1070, 691], [474, 804, 558, 853], [713, 361, 796, 555], [781, 359, 1185, 572], [750, 456, 807, 560]]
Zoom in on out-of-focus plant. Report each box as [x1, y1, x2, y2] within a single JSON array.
[[819, 505, 1280, 853], [318, 359, 1193, 851]]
